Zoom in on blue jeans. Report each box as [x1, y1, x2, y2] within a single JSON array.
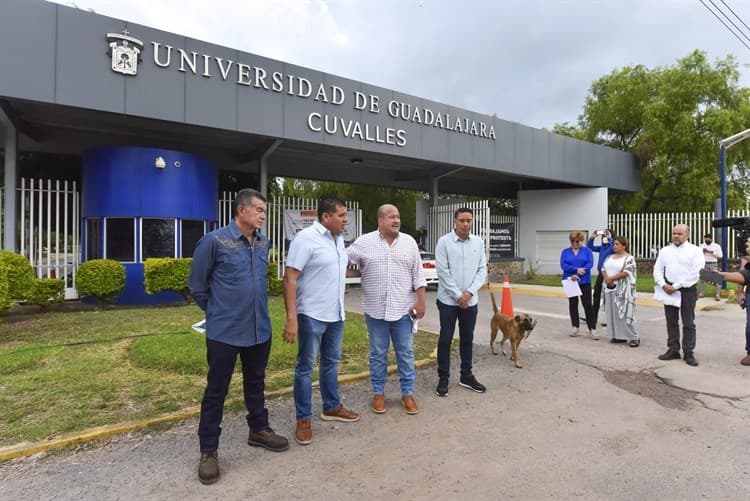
[[293, 314, 343, 420], [437, 300, 477, 379], [364, 314, 415, 396], [745, 301, 750, 355]]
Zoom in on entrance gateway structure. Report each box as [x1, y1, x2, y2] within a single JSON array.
[[0, 0, 639, 303]]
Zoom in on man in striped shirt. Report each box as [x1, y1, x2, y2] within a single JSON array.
[[347, 204, 427, 415]]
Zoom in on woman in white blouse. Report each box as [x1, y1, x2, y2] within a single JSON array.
[[600, 236, 639, 347]]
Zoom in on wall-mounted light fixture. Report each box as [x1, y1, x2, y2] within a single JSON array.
[[154, 156, 166, 169]]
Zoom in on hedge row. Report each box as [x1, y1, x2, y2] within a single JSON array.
[[0, 252, 284, 313], [0, 251, 65, 314]]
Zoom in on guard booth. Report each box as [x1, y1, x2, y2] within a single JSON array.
[[81, 146, 218, 304]]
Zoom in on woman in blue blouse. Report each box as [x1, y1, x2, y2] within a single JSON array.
[[560, 231, 597, 339]]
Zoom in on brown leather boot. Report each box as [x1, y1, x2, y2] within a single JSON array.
[[295, 418, 312, 446], [198, 451, 219, 485], [401, 395, 419, 415], [371, 394, 386, 414]]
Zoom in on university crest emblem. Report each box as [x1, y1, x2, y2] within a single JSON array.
[[106, 30, 144, 76]]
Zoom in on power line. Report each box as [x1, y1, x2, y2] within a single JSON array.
[[709, 0, 750, 43], [720, 0, 750, 37], [699, 0, 750, 51]]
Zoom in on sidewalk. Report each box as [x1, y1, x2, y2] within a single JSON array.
[[3, 284, 750, 499], [487, 281, 736, 311]]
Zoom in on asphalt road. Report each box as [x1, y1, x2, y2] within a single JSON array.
[[1, 285, 749, 500]]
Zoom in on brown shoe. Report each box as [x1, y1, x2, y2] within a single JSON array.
[[321, 405, 360, 422], [295, 419, 312, 446], [741, 354, 750, 366], [698, 293, 705, 298], [198, 451, 219, 485], [715, 296, 721, 302], [401, 395, 419, 415], [371, 394, 387, 414], [247, 427, 289, 452]]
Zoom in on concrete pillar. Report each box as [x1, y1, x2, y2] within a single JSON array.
[[0, 107, 17, 252], [259, 139, 282, 197]]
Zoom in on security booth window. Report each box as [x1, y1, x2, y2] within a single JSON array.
[[142, 218, 176, 259], [85, 218, 101, 260], [105, 218, 136, 262], [181, 219, 205, 258]]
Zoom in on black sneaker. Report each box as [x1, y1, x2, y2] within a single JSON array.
[[198, 451, 219, 485], [247, 427, 289, 452], [435, 377, 449, 397], [459, 375, 486, 393]]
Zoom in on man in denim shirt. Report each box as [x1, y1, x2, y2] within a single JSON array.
[[189, 189, 288, 485]]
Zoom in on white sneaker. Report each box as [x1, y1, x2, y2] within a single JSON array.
[[590, 329, 599, 340], [569, 328, 581, 337]]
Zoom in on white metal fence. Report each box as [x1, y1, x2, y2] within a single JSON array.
[[219, 193, 362, 277], [426, 200, 491, 255], [19, 178, 81, 299], [608, 210, 750, 259]]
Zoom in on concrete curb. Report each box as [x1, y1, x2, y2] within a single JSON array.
[[0, 333, 439, 462], [484, 283, 722, 310]]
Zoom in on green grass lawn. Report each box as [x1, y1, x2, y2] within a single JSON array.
[[0, 297, 437, 448]]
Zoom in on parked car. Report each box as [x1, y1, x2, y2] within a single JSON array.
[[420, 251, 439, 289]]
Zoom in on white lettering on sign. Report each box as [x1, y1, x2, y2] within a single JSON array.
[[307, 113, 406, 147], [141, 37, 498, 148]]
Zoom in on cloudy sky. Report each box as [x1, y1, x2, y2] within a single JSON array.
[[52, 0, 750, 129]]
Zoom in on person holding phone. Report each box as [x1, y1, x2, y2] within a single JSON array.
[[347, 204, 426, 415], [587, 229, 615, 327]]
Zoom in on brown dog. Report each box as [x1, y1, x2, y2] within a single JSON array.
[[489, 291, 537, 368]]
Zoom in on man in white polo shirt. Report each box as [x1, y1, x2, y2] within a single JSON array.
[[283, 197, 360, 446]]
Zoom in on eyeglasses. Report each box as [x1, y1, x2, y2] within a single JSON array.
[[570, 239, 581, 243]]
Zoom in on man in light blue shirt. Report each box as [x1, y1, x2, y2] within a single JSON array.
[[435, 207, 488, 397], [283, 197, 360, 446]]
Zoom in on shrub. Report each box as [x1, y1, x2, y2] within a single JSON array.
[[144, 258, 192, 302], [27, 278, 65, 307], [267, 262, 283, 296], [76, 259, 126, 303], [0, 262, 11, 315], [0, 250, 35, 301]]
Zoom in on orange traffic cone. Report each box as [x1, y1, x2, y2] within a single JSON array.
[[500, 275, 514, 317]]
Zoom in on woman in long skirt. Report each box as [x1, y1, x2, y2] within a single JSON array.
[[600, 236, 639, 347]]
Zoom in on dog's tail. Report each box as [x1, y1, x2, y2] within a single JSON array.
[[490, 291, 499, 314]]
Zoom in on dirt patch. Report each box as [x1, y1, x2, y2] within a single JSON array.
[[604, 369, 697, 410]]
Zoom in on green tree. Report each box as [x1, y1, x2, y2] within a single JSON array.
[[556, 50, 750, 213]]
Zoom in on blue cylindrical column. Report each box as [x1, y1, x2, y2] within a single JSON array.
[[82, 146, 218, 304]]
